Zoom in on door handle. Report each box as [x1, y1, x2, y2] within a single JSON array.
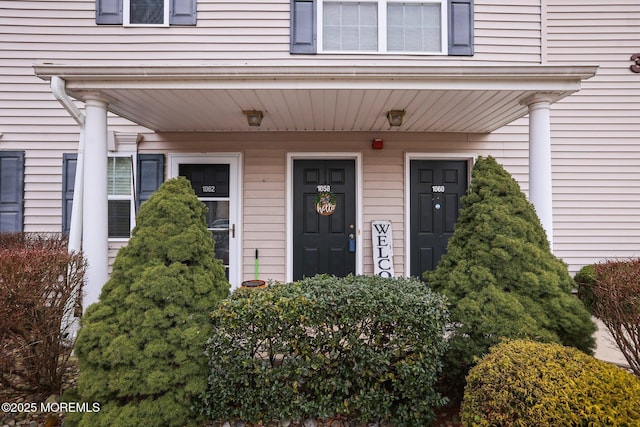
[[231, 223, 235, 238]]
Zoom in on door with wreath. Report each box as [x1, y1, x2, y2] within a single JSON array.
[[292, 159, 356, 280]]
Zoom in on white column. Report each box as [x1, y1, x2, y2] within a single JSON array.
[[526, 95, 554, 250], [82, 96, 110, 308]]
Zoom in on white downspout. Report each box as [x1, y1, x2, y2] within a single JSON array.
[[51, 76, 85, 254], [51, 77, 87, 334]]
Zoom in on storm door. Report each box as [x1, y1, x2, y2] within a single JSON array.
[[293, 159, 356, 280], [410, 160, 468, 277], [176, 158, 239, 285]]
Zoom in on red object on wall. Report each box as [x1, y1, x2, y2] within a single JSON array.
[[372, 138, 384, 149]]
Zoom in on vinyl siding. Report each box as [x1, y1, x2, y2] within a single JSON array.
[[138, 131, 528, 282], [2, 0, 639, 279], [545, 0, 640, 272], [1, 0, 542, 237]]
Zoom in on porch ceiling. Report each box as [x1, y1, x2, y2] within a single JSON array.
[[34, 64, 598, 133]]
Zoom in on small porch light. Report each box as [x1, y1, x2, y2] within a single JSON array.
[[243, 110, 263, 127], [386, 110, 405, 127]]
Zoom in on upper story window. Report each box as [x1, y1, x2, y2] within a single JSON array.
[[291, 0, 473, 56], [96, 0, 196, 26], [319, 0, 445, 54], [125, 0, 169, 26]]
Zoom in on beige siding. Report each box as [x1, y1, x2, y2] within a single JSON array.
[[544, 0, 640, 272], [474, 1, 542, 62], [3, 0, 640, 278], [139, 131, 529, 283]]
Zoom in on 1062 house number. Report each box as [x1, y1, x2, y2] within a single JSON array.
[[432, 185, 445, 193], [202, 185, 216, 193]]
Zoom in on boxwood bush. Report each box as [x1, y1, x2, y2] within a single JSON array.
[[461, 339, 640, 426], [201, 275, 449, 426]]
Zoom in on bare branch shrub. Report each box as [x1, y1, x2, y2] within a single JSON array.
[[591, 259, 640, 376], [0, 232, 85, 397]]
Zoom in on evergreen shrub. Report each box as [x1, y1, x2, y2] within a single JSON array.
[[425, 156, 596, 388], [461, 339, 640, 426], [201, 275, 449, 427], [574, 263, 597, 312], [70, 177, 229, 426]]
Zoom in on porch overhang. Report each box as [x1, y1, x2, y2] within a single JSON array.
[[34, 64, 598, 133]]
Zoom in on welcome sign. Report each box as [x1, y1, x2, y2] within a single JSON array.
[[371, 220, 395, 277]]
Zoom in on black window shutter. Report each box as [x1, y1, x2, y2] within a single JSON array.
[[136, 154, 164, 212], [290, 0, 316, 54], [170, 0, 197, 25], [0, 151, 25, 232], [448, 0, 474, 56], [96, 0, 123, 25], [62, 154, 77, 235]]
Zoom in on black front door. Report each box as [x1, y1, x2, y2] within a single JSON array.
[[410, 160, 468, 277], [293, 159, 356, 280]]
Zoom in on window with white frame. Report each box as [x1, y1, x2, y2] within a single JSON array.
[[96, 0, 197, 26], [319, 0, 445, 53], [107, 157, 134, 238], [124, 0, 169, 26]]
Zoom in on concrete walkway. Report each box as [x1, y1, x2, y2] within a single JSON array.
[[592, 317, 631, 369]]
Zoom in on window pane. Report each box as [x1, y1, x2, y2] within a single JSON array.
[[323, 2, 377, 51], [202, 201, 230, 271], [387, 2, 441, 52], [130, 0, 164, 24], [108, 200, 131, 238], [422, 27, 441, 51], [108, 157, 132, 196]]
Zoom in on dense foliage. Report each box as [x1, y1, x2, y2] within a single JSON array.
[[202, 275, 449, 427], [0, 233, 84, 397], [70, 177, 229, 426], [574, 263, 597, 312], [425, 156, 596, 387], [461, 339, 640, 426], [578, 259, 640, 376]]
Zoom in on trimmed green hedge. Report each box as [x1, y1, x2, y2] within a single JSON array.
[[201, 275, 450, 426], [461, 339, 640, 426]]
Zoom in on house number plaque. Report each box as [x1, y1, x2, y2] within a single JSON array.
[[202, 185, 216, 193]]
